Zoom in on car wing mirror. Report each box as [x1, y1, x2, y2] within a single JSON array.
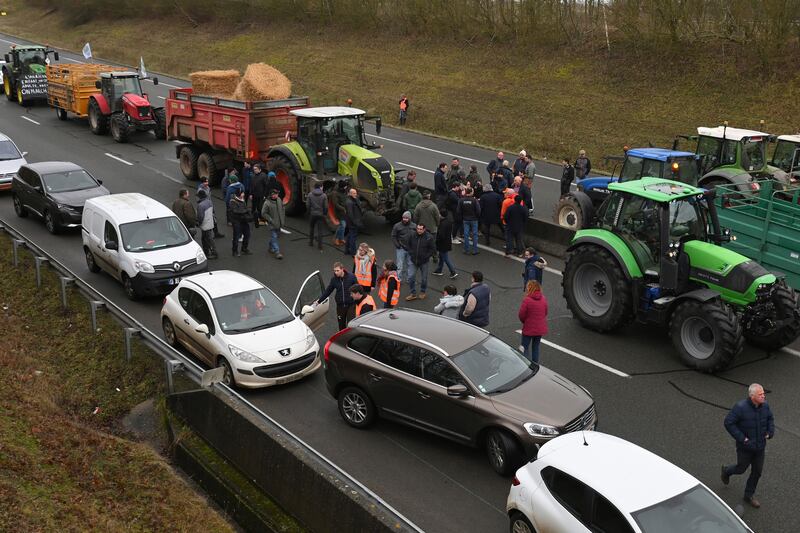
[[300, 304, 315, 317], [21, 151, 28, 157], [195, 324, 210, 335], [97, 179, 103, 184], [447, 384, 469, 397], [104, 240, 118, 251]]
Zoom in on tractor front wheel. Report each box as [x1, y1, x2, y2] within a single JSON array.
[[88, 99, 108, 135], [3, 75, 13, 101], [16, 85, 27, 106], [744, 282, 800, 351], [272, 155, 304, 216], [562, 244, 633, 332], [110, 114, 130, 143], [669, 299, 743, 372]]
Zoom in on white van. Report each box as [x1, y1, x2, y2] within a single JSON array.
[[0, 132, 27, 191], [82, 193, 207, 299]]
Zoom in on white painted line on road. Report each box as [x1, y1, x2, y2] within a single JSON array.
[[143, 78, 180, 89], [515, 330, 630, 377], [781, 347, 800, 359], [368, 133, 487, 165], [476, 242, 562, 277], [395, 161, 432, 174], [0, 38, 17, 45], [105, 153, 133, 166], [157, 96, 166, 100], [280, 228, 292, 235], [64, 57, 85, 64], [20, 116, 40, 125]]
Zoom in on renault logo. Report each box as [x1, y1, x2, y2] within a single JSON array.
[[173, 262, 181, 272], [279, 348, 291, 357]]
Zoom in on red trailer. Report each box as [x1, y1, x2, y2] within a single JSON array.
[[166, 87, 310, 184]]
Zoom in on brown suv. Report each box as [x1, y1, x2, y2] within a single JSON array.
[[323, 308, 596, 476]]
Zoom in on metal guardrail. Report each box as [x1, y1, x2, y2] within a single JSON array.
[[0, 217, 425, 533]]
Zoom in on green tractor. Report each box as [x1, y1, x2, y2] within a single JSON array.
[[562, 177, 800, 372], [3, 44, 58, 105], [267, 106, 400, 223], [770, 134, 800, 186]]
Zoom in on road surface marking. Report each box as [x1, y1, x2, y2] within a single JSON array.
[[782, 347, 800, 359], [64, 57, 85, 64], [143, 78, 180, 89], [395, 161, 432, 173], [105, 153, 133, 166], [20, 116, 40, 125], [476, 243, 563, 276], [157, 96, 166, 100], [280, 228, 292, 235], [515, 330, 630, 378], [0, 38, 17, 45]]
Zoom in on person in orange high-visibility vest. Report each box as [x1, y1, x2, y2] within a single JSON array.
[[398, 94, 409, 126], [377, 259, 400, 308], [353, 242, 377, 292], [350, 285, 376, 317]]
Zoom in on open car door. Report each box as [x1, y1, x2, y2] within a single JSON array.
[[293, 270, 329, 332]]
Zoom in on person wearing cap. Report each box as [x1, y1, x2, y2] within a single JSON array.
[[513, 150, 528, 176], [196, 188, 217, 259], [391, 210, 416, 282], [307, 182, 328, 250]]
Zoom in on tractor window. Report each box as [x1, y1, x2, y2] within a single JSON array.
[[641, 158, 663, 179], [696, 136, 722, 173], [668, 199, 707, 242], [595, 193, 623, 230], [619, 156, 643, 182], [112, 77, 142, 96], [18, 49, 46, 75], [742, 140, 765, 171], [668, 158, 700, 185], [322, 117, 361, 147], [772, 141, 799, 173], [721, 140, 737, 166], [615, 195, 661, 271]]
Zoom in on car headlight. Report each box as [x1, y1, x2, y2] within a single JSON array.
[[524, 422, 560, 438], [304, 330, 316, 352], [57, 203, 78, 213], [228, 344, 264, 363], [196, 249, 206, 264], [133, 260, 154, 273]]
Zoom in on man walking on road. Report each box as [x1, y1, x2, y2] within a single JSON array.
[[458, 187, 481, 255], [722, 383, 774, 509], [404, 223, 436, 301], [261, 189, 285, 259], [560, 157, 575, 197], [172, 189, 197, 233], [504, 195, 527, 257], [345, 188, 364, 256], [391, 211, 416, 282], [307, 182, 327, 250], [317, 262, 358, 331], [459, 271, 491, 328], [434, 162, 448, 206]]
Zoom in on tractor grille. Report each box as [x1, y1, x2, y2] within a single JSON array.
[[357, 162, 378, 190], [562, 404, 596, 434], [137, 105, 151, 117], [364, 157, 393, 189]]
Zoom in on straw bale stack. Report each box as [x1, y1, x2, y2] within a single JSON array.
[[232, 63, 291, 101], [189, 69, 241, 98]]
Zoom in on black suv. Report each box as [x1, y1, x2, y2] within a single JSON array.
[[12, 161, 108, 233], [323, 308, 596, 476]]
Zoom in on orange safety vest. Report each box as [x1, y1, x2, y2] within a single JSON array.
[[378, 272, 400, 306], [399, 98, 408, 111], [354, 254, 375, 287], [355, 295, 376, 317]]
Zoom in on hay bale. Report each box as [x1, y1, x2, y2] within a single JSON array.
[[189, 69, 240, 98], [233, 63, 291, 101]]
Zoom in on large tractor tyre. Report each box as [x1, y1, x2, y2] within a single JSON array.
[[16, 85, 28, 107], [272, 155, 304, 216], [744, 283, 800, 351], [562, 245, 633, 332], [197, 152, 220, 186], [55, 106, 68, 121], [3, 74, 13, 101], [88, 99, 108, 135], [110, 114, 130, 143], [179, 145, 200, 181], [153, 108, 167, 140], [669, 299, 743, 372], [554, 193, 593, 230]]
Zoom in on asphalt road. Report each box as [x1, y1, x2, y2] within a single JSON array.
[[2, 33, 800, 533]]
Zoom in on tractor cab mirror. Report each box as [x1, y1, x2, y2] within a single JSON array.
[[375, 117, 381, 136], [152, 77, 159, 86], [53, 52, 59, 61], [95, 80, 101, 89]]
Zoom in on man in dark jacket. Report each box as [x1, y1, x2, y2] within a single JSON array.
[[446, 158, 462, 188], [459, 271, 491, 327], [344, 188, 364, 256], [513, 150, 528, 176], [518, 176, 533, 213], [479, 184, 503, 246], [403, 223, 436, 301], [250, 163, 268, 226], [307, 183, 327, 250], [722, 383, 774, 508], [317, 262, 358, 330], [575, 149, 592, 180], [391, 211, 416, 282], [171, 189, 198, 231], [264, 169, 284, 198], [457, 188, 481, 255], [332, 181, 348, 245], [434, 162, 448, 205], [228, 189, 252, 256], [446, 182, 462, 243], [504, 195, 527, 256], [433, 210, 457, 279], [560, 157, 575, 197], [486, 151, 505, 178]]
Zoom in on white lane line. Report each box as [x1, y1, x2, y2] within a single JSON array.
[[64, 57, 85, 64], [280, 228, 292, 235], [143, 78, 180, 89], [105, 153, 133, 166], [395, 161, 432, 174], [515, 330, 630, 378], [0, 38, 17, 45], [476, 243, 563, 277], [20, 116, 40, 125], [782, 347, 800, 359], [157, 96, 166, 100]]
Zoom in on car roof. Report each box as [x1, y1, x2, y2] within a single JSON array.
[[23, 161, 84, 173], [349, 308, 489, 356], [535, 432, 698, 513], [697, 126, 769, 141], [85, 193, 173, 223], [625, 148, 695, 161], [608, 176, 704, 202], [183, 270, 264, 299], [777, 134, 800, 143], [291, 106, 366, 118]]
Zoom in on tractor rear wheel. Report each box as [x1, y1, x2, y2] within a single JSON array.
[[3, 75, 13, 101], [110, 114, 130, 143], [669, 299, 743, 372], [272, 155, 304, 216], [744, 282, 800, 351], [197, 152, 219, 185], [88, 99, 108, 135], [563, 244, 633, 332], [153, 108, 167, 140], [179, 145, 200, 181], [554, 193, 593, 230]]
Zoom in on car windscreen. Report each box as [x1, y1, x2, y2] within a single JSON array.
[[450, 335, 537, 395], [632, 484, 751, 533], [42, 169, 98, 193], [213, 288, 294, 333], [120, 216, 191, 252], [0, 140, 22, 161]]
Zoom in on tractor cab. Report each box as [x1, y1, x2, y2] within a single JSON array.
[[97, 72, 145, 113], [771, 135, 800, 184], [694, 126, 771, 177], [617, 148, 699, 185]]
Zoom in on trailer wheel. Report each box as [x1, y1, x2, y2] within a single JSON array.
[[55, 106, 68, 121], [272, 155, 304, 216], [110, 114, 130, 143], [744, 282, 800, 351], [179, 146, 200, 181], [3, 75, 13, 101], [197, 152, 219, 185], [88, 99, 108, 135], [563, 244, 633, 332], [153, 108, 167, 140], [669, 299, 742, 372]]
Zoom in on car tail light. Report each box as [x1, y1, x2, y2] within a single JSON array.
[[512, 476, 521, 487], [324, 327, 350, 362]]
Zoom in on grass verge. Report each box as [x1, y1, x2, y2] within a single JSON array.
[[0, 233, 234, 532]]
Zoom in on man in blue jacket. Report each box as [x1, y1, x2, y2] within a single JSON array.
[[722, 383, 774, 508]]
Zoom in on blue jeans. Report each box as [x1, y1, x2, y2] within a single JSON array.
[[268, 229, 280, 253], [435, 251, 455, 275], [335, 219, 346, 241], [396, 248, 410, 282], [463, 220, 478, 253], [346, 225, 359, 255], [521, 335, 542, 363], [407, 261, 429, 295]]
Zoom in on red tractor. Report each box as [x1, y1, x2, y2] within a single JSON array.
[[89, 71, 166, 142]]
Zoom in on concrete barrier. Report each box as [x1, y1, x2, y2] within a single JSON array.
[[167, 389, 420, 533]]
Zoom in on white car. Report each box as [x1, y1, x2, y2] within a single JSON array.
[[0, 131, 27, 191], [161, 270, 331, 388], [507, 432, 752, 533]]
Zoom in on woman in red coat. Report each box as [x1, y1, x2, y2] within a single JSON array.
[[518, 280, 548, 363]]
